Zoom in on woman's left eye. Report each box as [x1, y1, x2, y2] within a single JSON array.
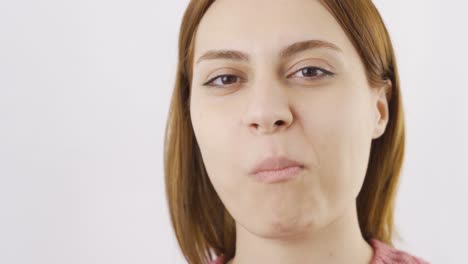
[[289, 66, 335, 79]]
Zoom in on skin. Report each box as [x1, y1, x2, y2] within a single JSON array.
[[189, 0, 390, 263]]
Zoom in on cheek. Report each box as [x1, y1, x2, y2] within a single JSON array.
[[301, 87, 373, 204], [191, 90, 244, 162], [190, 97, 240, 192], [191, 109, 244, 222]]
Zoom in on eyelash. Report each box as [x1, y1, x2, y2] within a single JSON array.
[[202, 66, 335, 88]]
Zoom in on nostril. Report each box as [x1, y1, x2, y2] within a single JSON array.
[[275, 120, 285, 126]]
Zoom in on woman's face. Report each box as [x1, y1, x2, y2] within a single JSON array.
[[190, 0, 389, 238]]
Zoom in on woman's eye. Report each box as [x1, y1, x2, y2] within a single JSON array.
[[203, 74, 241, 87], [203, 67, 334, 88], [290, 66, 334, 80]]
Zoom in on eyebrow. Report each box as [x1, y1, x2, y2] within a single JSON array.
[[195, 39, 342, 65]]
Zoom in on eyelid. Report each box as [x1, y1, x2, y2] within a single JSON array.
[[287, 58, 336, 73]]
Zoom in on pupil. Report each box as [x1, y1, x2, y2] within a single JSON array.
[[222, 75, 236, 84], [303, 68, 317, 77]]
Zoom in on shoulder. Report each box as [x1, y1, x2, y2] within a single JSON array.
[[208, 254, 225, 264], [369, 238, 430, 264], [209, 239, 430, 264]]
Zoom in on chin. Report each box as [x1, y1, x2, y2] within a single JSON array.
[[249, 216, 317, 240]]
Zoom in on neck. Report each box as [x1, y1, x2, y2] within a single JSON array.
[[226, 203, 374, 264]]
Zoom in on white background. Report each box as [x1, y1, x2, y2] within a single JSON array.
[[0, 0, 466, 263]]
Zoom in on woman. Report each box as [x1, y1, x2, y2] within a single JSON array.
[[164, 0, 430, 263]]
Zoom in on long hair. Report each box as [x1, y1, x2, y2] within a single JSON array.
[[164, 1, 405, 263]]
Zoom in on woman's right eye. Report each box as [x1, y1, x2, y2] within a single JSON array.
[[203, 74, 241, 88]]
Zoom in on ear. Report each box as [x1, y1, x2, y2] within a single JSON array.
[[372, 79, 392, 139]]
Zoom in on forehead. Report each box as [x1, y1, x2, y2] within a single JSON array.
[[193, 0, 353, 61]]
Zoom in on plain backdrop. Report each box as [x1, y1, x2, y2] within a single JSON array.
[[0, 0, 467, 263]]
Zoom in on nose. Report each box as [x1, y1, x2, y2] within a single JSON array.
[[242, 83, 294, 135]]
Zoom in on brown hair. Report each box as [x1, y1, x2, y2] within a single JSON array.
[[164, 0, 405, 263]]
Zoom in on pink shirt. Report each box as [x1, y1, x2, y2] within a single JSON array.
[[208, 239, 430, 264]]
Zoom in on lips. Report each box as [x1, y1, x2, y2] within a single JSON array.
[[250, 156, 305, 175]]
